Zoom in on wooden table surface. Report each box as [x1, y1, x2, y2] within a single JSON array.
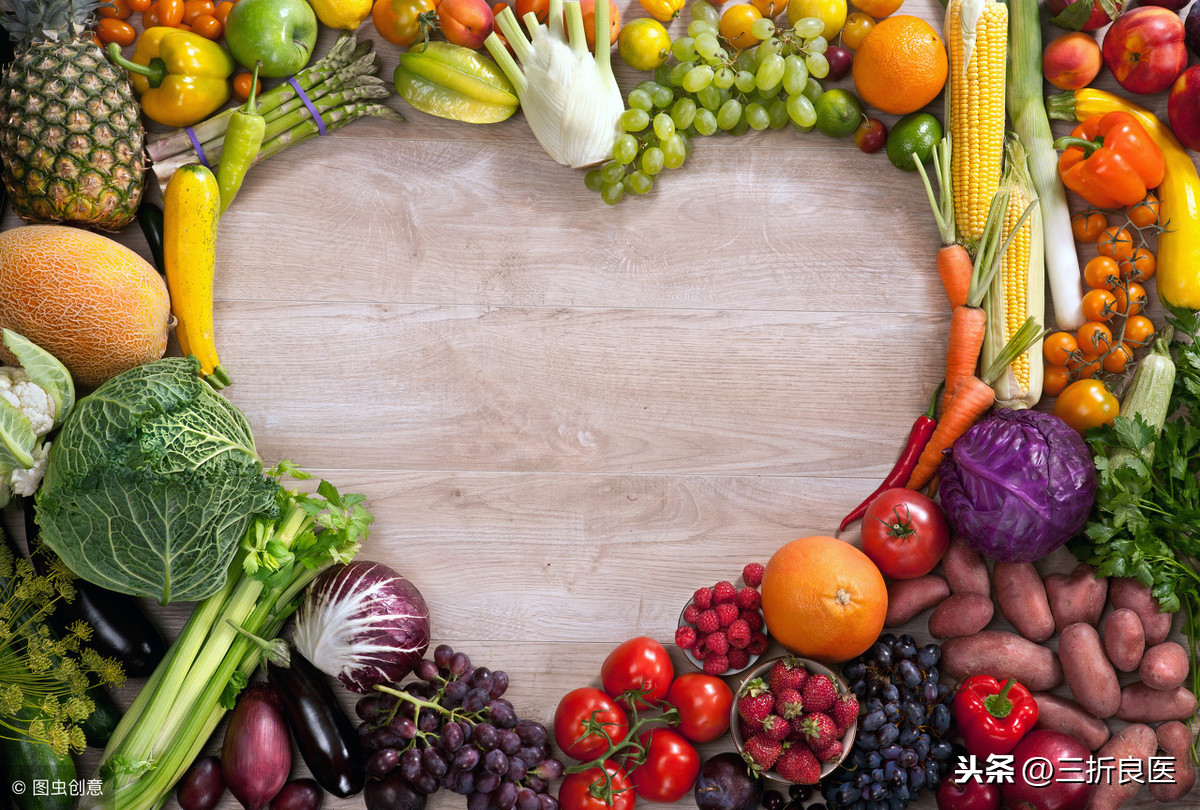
[[37, 0, 1200, 807]]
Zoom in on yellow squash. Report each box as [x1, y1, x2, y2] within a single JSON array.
[[163, 164, 230, 388]]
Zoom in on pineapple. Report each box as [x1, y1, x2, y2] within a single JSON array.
[[0, 0, 145, 230]]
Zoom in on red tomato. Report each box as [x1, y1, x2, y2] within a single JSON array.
[[373, 0, 437, 46], [601, 637, 674, 709], [554, 687, 628, 761], [437, 0, 494, 49], [560, 762, 636, 810], [861, 488, 949, 580], [664, 673, 732, 743], [626, 729, 700, 803]]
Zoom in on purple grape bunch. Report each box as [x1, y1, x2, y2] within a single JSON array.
[[356, 644, 564, 810]]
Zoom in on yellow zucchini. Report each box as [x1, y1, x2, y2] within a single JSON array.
[[163, 164, 230, 388]]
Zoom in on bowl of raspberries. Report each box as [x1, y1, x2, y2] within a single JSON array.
[[676, 563, 770, 677], [730, 655, 858, 785]]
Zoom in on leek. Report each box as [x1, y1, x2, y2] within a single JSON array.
[[484, 0, 624, 168], [1006, 0, 1085, 330]]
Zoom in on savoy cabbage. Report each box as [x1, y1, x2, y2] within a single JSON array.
[[35, 357, 279, 604]]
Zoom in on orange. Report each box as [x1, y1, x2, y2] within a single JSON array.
[[760, 535, 887, 663], [851, 15, 947, 115]]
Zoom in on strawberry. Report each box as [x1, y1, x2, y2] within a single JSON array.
[[727, 619, 751, 649], [742, 562, 765, 587], [739, 715, 764, 739], [774, 687, 804, 719], [813, 739, 844, 764], [800, 673, 837, 713], [767, 657, 808, 693], [760, 714, 790, 742], [715, 602, 740, 628], [728, 648, 750, 670], [796, 713, 838, 750], [831, 695, 859, 733], [696, 609, 720, 634], [703, 653, 730, 675], [737, 679, 775, 724], [693, 587, 715, 610], [706, 631, 730, 655], [775, 744, 821, 785], [675, 625, 697, 649], [741, 734, 782, 772], [736, 587, 761, 611]]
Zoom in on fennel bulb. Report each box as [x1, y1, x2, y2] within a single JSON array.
[[485, 0, 624, 168]]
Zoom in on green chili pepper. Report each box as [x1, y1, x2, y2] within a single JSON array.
[[137, 200, 166, 274], [216, 62, 265, 215]]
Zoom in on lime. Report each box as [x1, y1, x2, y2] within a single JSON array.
[[618, 19, 671, 72], [885, 112, 943, 171], [813, 88, 863, 138]]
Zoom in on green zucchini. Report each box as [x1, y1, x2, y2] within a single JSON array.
[[78, 684, 121, 748], [136, 200, 166, 275], [1112, 334, 1177, 468], [0, 713, 76, 810]]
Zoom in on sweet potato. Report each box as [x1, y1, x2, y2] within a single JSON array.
[[1031, 692, 1111, 751], [1087, 723, 1156, 810], [941, 536, 990, 596], [1148, 720, 1197, 802], [1116, 684, 1198, 723], [1138, 641, 1189, 692], [885, 574, 950, 627], [1059, 622, 1121, 718], [1102, 608, 1145, 673], [941, 631, 1063, 692], [992, 562, 1055, 642], [1044, 563, 1107, 632], [928, 593, 994, 639], [1108, 578, 1174, 645]]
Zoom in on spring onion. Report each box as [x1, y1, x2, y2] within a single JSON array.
[[484, 0, 624, 168]]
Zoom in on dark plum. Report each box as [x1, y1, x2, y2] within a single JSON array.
[[365, 772, 427, 810], [177, 756, 226, 810], [694, 752, 764, 810], [269, 780, 324, 810]]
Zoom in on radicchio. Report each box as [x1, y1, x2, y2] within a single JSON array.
[[292, 561, 431, 692]]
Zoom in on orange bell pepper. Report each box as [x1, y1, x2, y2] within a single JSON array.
[[1054, 111, 1165, 209]]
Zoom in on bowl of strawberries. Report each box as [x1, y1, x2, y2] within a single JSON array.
[[730, 655, 858, 785]]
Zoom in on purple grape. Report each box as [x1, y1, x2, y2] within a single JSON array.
[[356, 696, 383, 722], [389, 716, 417, 740], [471, 667, 493, 688], [367, 728, 402, 751], [516, 787, 539, 810], [422, 748, 449, 778], [455, 747, 481, 771], [468, 792, 491, 810], [416, 659, 440, 682], [434, 644, 454, 669], [405, 681, 435, 698], [494, 781, 518, 810], [445, 680, 469, 706], [440, 771, 457, 791], [412, 773, 438, 796], [505, 757, 527, 783], [400, 748, 423, 781], [533, 759, 563, 781], [498, 731, 521, 756], [515, 721, 547, 746], [537, 796, 558, 810], [464, 689, 490, 713], [484, 750, 509, 775], [475, 723, 500, 750], [367, 748, 401, 779], [357, 723, 374, 744], [450, 652, 472, 676], [476, 772, 502, 794], [453, 771, 476, 796], [489, 671, 509, 698], [418, 710, 441, 733], [516, 747, 544, 767], [441, 722, 465, 752], [525, 777, 547, 794]]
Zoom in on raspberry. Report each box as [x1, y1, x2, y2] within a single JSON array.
[[728, 648, 751, 670], [742, 562, 765, 587], [747, 631, 770, 655], [713, 580, 738, 605], [706, 631, 730, 655], [703, 653, 730, 675], [682, 603, 701, 624], [693, 587, 714, 610], [691, 639, 709, 661], [741, 609, 764, 632], [737, 587, 762, 611], [696, 609, 720, 634], [675, 625, 698, 649], [727, 619, 752, 649], [715, 602, 740, 627]]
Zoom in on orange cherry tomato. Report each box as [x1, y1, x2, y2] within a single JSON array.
[[158, 0, 185, 26], [176, 21, 192, 29], [374, 0, 438, 45], [191, 12, 222, 37], [750, 0, 785, 17], [1044, 364, 1071, 397], [183, 0, 215, 24], [514, 0, 548, 22], [1096, 226, 1134, 262], [1127, 192, 1160, 228], [214, 0, 235, 24], [1113, 282, 1147, 317], [1083, 256, 1120, 291], [1072, 355, 1103, 379], [231, 71, 261, 101], [1053, 379, 1119, 435], [142, 6, 162, 26], [97, 17, 137, 45], [720, 3, 763, 50], [1124, 315, 1156, 347], [1102, 343, 1135, 374], [842, 11, 875, 49], [1119, 248, 1155, 283], [1077, 321, 1113, 357], [1071, 210, 1106, 243], [1043, 331, 1079, 367], [577, 0, 620, 50], [129, 0, 153, 11], [99, 0, 133, 18], [1081, 289, 1117, 322]]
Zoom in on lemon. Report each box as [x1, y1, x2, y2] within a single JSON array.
[[309, 0, 373, 30], [786, 0, 847, 39], [618, 18, 671, 72]]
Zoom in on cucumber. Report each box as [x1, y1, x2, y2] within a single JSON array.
[[78, 684, 121, 748], [0, 715, 76, 810]]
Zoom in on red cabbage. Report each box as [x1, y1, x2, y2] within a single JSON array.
[[292, 561, 430, 692], [938, 409, 1097, 563]]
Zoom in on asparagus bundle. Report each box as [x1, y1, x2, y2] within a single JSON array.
[[148, 34, 403, 191]]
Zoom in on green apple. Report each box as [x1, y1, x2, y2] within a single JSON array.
[[225, 0, 319, 78]]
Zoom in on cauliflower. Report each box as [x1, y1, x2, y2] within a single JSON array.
[[0, 368, 56, 436], [10, 441, 49, 497]]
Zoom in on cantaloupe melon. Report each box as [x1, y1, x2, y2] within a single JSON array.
[[0, 225, 171, 387]]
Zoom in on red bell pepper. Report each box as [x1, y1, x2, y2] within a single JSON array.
[[1054, 111, 1165, 209], [952, 676, 1038, 757]]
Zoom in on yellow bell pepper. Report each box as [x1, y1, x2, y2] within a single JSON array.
[[106, 27, 234, 127]]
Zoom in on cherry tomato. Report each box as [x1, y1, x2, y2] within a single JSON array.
[[749, 0, 785, 17], [129, 0, 153, 11], [373, 0, 437, 45], [554, 687, 629, 761], [1102, 343, 1135, 374], [213, 0, 235, 24], [560, 762, 636, 810], [1096, 226, 1134, 262], [99, 0, 133, 19], [639, 0, 685, 22], [158, 0, 186, 25], [1124, 315, 1156, 346], [1043, 331, 1079, 367], [1113, 282, 1147, 317], [191, 13, 222, 37], [1071, 354, 1102, 379], [1083, 256, 1120, 291], [1053, 379, 1118, 435], [97, 18, 136, 45], [1044, 364, 1071, 397], [861, 488, 949, 580], [1076, 321, 1112, 357], [183, 0, 214, 23], [1070, 209, 1106, 242], [437, 0, 494, 48], [665, 673, 733, 743], [841, 11, 874, 49], [515, 0, 548, 22], [1127, 192, 1159, 228], [601, 637, 674, 709], [626, 729, 700, 803], [576, 0, 620, 50], [1120, 248, 1155, 283], [142, 6, 162, 26], [232, 72, 262, 101], [1081, 288, 1116, 322], [853, 117, 887, 153], [719, 3, 763, 50]]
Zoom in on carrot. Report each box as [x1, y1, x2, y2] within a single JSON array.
[[915, 137, 971, 309], [938, 244, 973, 309], [940, 304, 988, 414]]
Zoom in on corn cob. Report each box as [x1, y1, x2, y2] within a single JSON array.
[[945, 0, 1008, 244], [983, 137, 1044, 409]]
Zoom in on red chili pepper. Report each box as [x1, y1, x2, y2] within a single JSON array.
[[953, 676, 1039, 758], [838, 383, 941, 534]]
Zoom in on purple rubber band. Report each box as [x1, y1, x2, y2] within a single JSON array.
[[185, 127, 209, 168], [287, 77, 327, 136]]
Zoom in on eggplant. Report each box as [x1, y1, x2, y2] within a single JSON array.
[[267, 653, 366, 798], [24, 499, 167, 677]]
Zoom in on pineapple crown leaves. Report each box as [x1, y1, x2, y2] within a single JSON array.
[[3, 0, 112, 45]]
